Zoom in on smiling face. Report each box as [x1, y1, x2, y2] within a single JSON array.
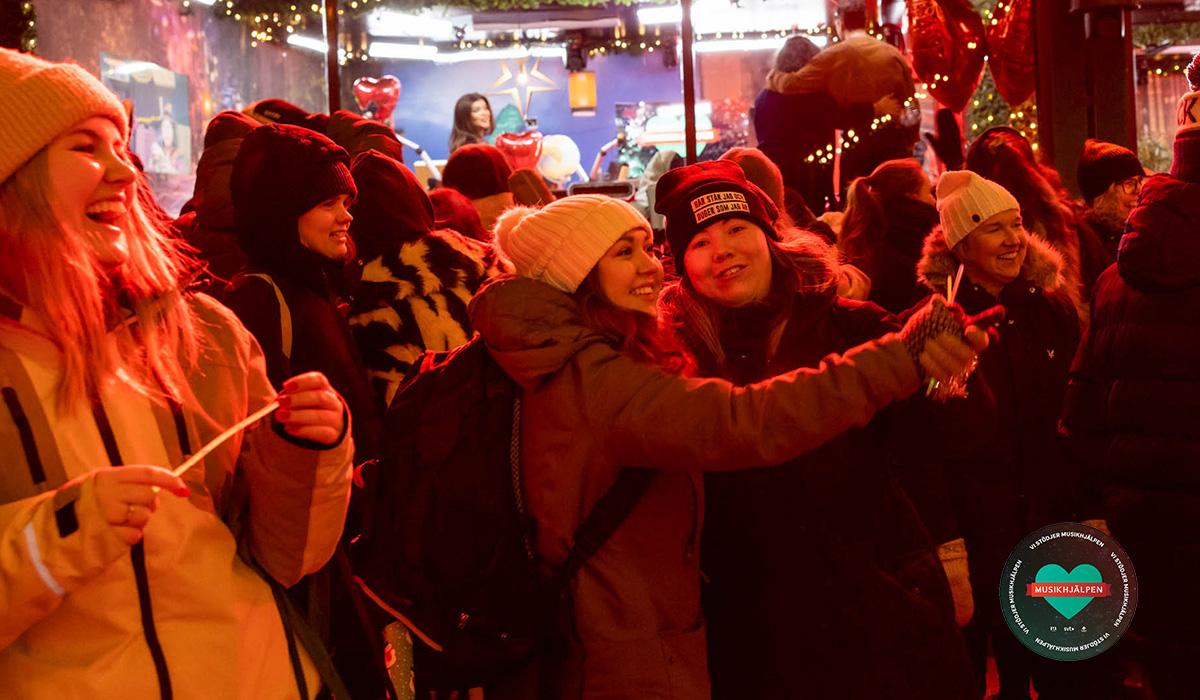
[[298, 193, 354, 260], [954, 209, 1027, 296], [470, 99, 492, 134], [594, 227, 664, 317], [683, 217, 774, 308], [45, 116, 138, 271]]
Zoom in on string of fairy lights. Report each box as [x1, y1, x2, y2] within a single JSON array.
[[6, 0, 1191, 160]]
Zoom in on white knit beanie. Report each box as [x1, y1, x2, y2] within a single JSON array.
[[936, 170, 1020, 248], [493, 194, 651, 293], [0, 48, 128, 186]]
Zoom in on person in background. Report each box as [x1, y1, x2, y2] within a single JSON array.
[[346, 150, 506, 411], [965, 127, 1107, 321], [1075, 138, 1145, 262], [147, 110, 186, 174], [903, 170, 1084, 700], [448, 92, 494, 155], [470, 192, 988, 699], [440, 142, 514, 232], [0, 47, 352, 699], [719, 148, 869, 299], [1061, 54, 1200, 700], [839, 158, 941, 314], [765, 0, 916, 188], [223, 123, 380, 461], [429, 186, 490, 242], [755, 34, 902, 212], [220, 123, 385, 699], [656, 160, 977, 700], [173, 110, 261, 292]]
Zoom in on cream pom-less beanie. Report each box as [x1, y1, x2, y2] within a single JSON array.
[[0, 48, 129, 186], [936, 170, 1021, 248], [493, 195, 652, 293]]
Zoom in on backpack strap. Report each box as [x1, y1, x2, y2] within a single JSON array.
[[502, 350, 653, 584], [240, 272, 293, 361], [560, 467, 655, 583]]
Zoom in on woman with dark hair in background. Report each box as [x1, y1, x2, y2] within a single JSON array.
[[448, 93, 494, 155], [839, 158, 940, 314], [965, 127, 1107, 320]]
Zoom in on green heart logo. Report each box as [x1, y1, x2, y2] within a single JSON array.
[[1035, 564, 1103, 619]]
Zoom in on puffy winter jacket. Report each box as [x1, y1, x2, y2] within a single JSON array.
[[1061, 174, 1200, 645], [469, 275, 922, 699], [0, 293, 353, 699]]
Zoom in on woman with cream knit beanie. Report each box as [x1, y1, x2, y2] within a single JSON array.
[[0, 48, 352, 699], [465, 193, 990, 697]]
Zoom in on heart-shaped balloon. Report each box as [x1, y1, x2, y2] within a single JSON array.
[[987, 0, 1035, 105], [494, 131, 543, 172], [353, 76, 401, 121], [906, 0, 986, 113]]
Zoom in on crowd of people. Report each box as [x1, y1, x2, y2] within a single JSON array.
[[1, 0, 1199, 697]]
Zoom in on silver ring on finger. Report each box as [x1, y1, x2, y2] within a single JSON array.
[[123, 503, 135, 526]]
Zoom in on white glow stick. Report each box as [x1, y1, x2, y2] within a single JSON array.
[[171, 400, 280, 478], [948, 264, 965, 305]]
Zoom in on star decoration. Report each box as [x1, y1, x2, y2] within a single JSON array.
[[487, 57, 559, 120]]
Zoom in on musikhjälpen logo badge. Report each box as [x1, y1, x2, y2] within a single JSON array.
[[1000, 522, 1137, 660]]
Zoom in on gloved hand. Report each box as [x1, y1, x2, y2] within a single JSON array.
[[937, 538, 974, 627], [924, 108, 965, 171], [900, 296, 1002, 384]]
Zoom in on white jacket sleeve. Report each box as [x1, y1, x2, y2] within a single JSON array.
[[0, 475, 129, 649], [237, 334, 354, 588]]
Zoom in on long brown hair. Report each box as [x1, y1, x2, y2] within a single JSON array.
[[839, 159, 928, 273], [965, 129, 1079, 254], [662, 224, 838, 377], [0, 151, 200, 412], [449, 93, 494, 154], [573, 266, 693, 375]]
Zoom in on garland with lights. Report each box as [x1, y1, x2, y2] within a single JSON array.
[[0, 0, 37, 53], [1133, 22, 1200, 51]]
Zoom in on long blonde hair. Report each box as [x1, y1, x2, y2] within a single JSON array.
[[0, 150, 200, 412]]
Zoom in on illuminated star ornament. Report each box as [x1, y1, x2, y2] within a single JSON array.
[[487, 57, 559, 120]]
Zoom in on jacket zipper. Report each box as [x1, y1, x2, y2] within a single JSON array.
[[91, 397, 174, 700], [3, 387, 45, 485]]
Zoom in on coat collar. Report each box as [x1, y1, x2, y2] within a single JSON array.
[[916, 223, 1070, 298]]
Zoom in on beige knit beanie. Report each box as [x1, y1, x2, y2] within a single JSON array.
[[0, 48, 128, 186], [936, 170, 1020, 248], [493, 194, 651, 293]]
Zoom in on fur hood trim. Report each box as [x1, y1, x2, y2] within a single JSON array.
[[916, 223, 1071, 296]]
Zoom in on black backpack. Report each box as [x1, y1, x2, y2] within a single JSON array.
[[352, 337, 651, 691]]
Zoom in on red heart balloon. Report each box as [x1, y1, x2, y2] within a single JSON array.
[[494, 131, 543, 172], [906, 0, 986, 113], [987, 0, 1035, 105], [352, 76, 401, 121]]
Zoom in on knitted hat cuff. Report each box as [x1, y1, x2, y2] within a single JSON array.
[[0, 50, 128, 186], [1077, 139, 1144, 204], [497, 195, 651, 293], [936, 171, 1021, 248], [297, 161, 357, 215], [1171, 129, 1200, 184], [1178, 90, 1200, 135]]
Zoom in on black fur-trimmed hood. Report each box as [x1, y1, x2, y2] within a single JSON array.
[[916, 223, 1073, 298]]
